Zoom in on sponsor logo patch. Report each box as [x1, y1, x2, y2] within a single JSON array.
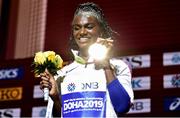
[[128, 98, 151, 114], [0, 87, 23, 101], [0, 67, 24, 80], [164, 97, 180, 111]]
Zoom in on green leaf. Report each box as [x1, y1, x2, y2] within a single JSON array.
[[74, 55, 86, 64]]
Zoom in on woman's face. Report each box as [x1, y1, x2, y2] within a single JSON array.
[[72, 14, 102, 51]]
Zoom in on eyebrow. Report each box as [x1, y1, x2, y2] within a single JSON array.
[[72, 22, 96, 27]]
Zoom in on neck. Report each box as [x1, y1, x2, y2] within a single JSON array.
[[79, 49, 89, 61]]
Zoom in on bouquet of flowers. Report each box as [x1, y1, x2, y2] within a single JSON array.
[[32, 51, 63, 101]]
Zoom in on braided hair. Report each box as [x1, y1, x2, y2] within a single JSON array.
[[69, 2, 116, 51]]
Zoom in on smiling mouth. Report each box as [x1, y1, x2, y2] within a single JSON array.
[[79, 37, 89, 43]]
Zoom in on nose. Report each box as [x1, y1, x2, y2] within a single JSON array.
[[79, 27, 87, 36]]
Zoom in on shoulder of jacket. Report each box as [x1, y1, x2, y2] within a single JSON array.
[[110, 58, 129, 67], [57, 61, 78, 76], [110, 58, 132, 75]]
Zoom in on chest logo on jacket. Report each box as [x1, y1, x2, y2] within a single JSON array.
[[82, 82, 99, 90], [67, 83, 76, 92], [67, 82, 99, 92]]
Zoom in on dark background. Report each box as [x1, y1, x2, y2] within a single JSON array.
[[45, 0, 180, 59], [0, 0, 179, 117]]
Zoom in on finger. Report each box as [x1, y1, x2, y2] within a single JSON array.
[[40, 73, 46, 77], [40, 81, 48, 90], [106, 38, 113, 43], [41, 76, 49, 81], [97, 37, 107, 43], [105, 38, 113, 47], [39, 72, 51, 81], [40, 84, 50, 90], [97, 37, 113, 44], [105, 42, 113, 49], [96, 37, 114, 52], [96, 37, 103, 43], [103, 41, 112, 48], [40, 80, 52, 89], [97, 38, 106, 45], [35, 74, 41, 78], [45, 69, 53, 78], [98, 37, 112, 41]]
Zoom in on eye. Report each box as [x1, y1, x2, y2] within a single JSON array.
[[73, 25, 80, 31], [86, 24, 95, 30]]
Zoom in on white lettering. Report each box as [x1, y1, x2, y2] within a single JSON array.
[[63, 100, 103, 111], [169, 98, 180, 110], [0, 69, 18, 79]]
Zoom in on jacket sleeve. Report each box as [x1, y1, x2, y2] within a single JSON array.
[[107, 59, 134, 113]]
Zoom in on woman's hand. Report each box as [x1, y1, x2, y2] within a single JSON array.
[[96, 37, 113, 55], [94, 37, 114, 70], [39, 69, 61, 116], [39, 69, 59, 100]]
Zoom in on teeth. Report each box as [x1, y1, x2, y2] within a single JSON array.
[[80, 38, 88, 41]]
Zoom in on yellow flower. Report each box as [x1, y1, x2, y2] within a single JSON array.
[[44, 51, 56, 62], [32, 50, 63, 76], [34, 52, 46, 65], [55, 55, 63, 68]]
